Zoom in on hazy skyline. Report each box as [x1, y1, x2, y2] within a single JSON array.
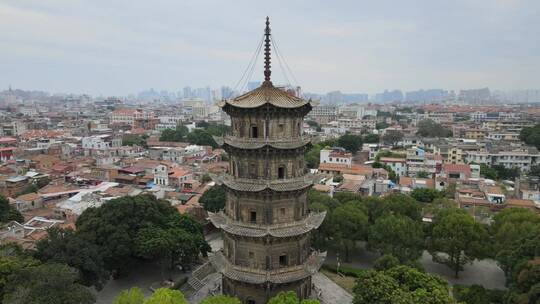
[[1, 0, 539, 96]]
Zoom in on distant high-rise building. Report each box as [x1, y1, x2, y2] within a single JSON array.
[[183, 86, 192, 99], [405, 89, 448, 102], [375, 89, 403, 102], [221, 86, 233, 99], [459, 88, 491, 104], [247, 81, 261, 91]]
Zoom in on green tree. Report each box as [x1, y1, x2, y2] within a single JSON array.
[[35, 227, 108, 289], [76, 194, 209, 276], [160, 125, 189, 142], [201, 295, 241, 304], [490, 208, 540, 284], [200, 173, 212, 184], [429, 209, 489, 278], [338, 134, 363, 153], [519, 124, 540, 149], [363, 134, 380, 143], [0, 244, 40, 299], [453, 284, 505, 304], [268, 291, 319, 304], [373, 254, 400, 271], [416, 170, 429, 178], [371, 193, 422, 223], [0, 195, 23, 224], [416, 119, 452, 138], [123, 134, 149, 148], [353, 265, 453, 304], [411, 188, 442, 203], [3, 263, 95, 304], [113, 287, 145, 304], [200, 185, 226, 212], [480, 164, 498, 180], [529, 165, 540, 179], [382, 131, 404, 147], [205, 123, 231, 136], [368, 214, 424, 263], [187, 129, 217, 148], [144, 288, 187, 304], [331, 202, 368, 262]]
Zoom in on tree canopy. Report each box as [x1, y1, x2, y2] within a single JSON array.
[[0, 194, 23, 224], [338, 134, 363, 154], [353, 265, 453, 304], [200, 185, 226, 212], [3, 263, 95, 304], [368, 214, 424, 263], [35, 227, 108, 289], [416, 119, 452, 138], [267, 291, 320, 304], [519, 123, 540, 149], [428, 208, 489, 278], [113, 287, 187, 304], [75, 194, 209, 276]]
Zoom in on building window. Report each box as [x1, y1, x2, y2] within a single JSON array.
[[278, 166, 285, 179], [278, 124, 284, 133], [250, 211, 257, 223], [280, 208, 286, 216], [279, 254, 288, 267]]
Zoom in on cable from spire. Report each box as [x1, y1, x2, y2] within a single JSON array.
[[263, 16, 272, 86]]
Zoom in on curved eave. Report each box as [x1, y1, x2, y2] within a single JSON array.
[[208, 211, 326, 238], [210, 251, 326, 284]]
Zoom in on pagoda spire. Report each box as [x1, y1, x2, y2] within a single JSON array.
[[263, 16, 272, 86]]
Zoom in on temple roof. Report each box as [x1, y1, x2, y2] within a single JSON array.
[[212, 174, 314, 192], [208, 211, 326, 238], [210, 250, 326, 284], [218, 85, 311, 109], [214, 136, 310, 150]]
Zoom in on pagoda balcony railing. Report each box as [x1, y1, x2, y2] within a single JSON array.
[[216, 173, 315, 186], [210, 250, 326, 284], [213, 135, 311, 150], [209, 210, 326, 230]]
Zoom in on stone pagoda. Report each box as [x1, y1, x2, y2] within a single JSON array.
[[208, 17, 326, 304]]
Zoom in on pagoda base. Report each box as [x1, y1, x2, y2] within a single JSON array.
[[222, 275, 312, 304]]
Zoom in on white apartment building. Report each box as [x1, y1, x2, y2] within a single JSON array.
[[82, 135, 122, 150], [466, 148, 539, 172], [320, 148, 352, 167], [337, 118, 376, 130], [307, 105, 338, 124], [110, 108, 155, 125]]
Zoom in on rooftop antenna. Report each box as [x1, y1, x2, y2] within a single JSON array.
[[263, 17, 272, 86]]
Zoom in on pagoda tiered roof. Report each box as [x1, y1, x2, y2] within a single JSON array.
[[214, 136, 311, 150], [210, 250, 326, 284], [208, 211, 326, 238], [212, 174, 314, 192], [218, 84, 311, 110]]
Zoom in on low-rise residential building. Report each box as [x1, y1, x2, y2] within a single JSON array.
[[380, 157, 407, 177], [466, 146, 539, 172]]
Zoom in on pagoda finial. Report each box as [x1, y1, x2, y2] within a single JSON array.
[[263, 16, 272, 86]]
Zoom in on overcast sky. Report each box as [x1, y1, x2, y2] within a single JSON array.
[[1, 0, 539, 96]]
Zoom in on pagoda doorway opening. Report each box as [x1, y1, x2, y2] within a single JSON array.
[[250, 125, 258, 138], [278, 166, 285, 179]]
